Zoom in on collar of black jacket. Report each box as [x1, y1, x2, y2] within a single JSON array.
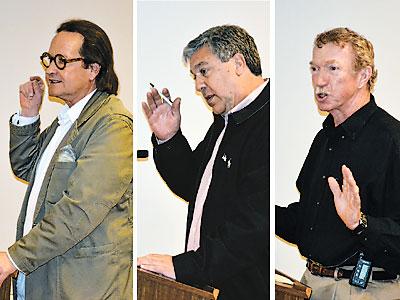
[[322, 94, 378, 140], [213, 80, 270, 125]]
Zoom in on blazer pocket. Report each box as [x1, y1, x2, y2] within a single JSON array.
[[45, 161, 77, 204], [73, 243, 116, 258], [59, 244, 121, 299]]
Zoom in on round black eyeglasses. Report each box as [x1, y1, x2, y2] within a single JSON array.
[[40, 52, 84, 70]]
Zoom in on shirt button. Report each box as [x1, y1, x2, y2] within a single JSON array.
[[341, 135, 345, 139], [316, 202, 320, 205], [384, 249, 388, 253], [364, 237, 368, 241], [322, 175, 326, 179], [310, 227, 313, 231], [328, 147, 333, 151]]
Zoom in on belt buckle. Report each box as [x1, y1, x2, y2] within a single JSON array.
[[310, 261, 324, 276]]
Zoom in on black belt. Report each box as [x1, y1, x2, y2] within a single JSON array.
[[307, 260, 398, 281]]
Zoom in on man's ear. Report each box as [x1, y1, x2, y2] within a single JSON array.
[[232, 53, 246, 76], [88, 63, 101, 81], [358, 66, 372, 89]]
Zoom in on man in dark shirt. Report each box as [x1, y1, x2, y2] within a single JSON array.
[[276, 27, 400, 299], [138, 25, 268, 299]]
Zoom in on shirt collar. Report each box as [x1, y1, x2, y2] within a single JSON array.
[[58, 89, 97, 126], [222, 79, 270, 125], [227, 79, 268, 114], [222, 79, 268, 124], [323, 94, 378, 139], [215, 79, 269, 126]]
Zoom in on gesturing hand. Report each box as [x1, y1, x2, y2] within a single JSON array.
[[137, 254, 176, 279], [19, 76, 45, 117], [142, 87, 181, 141], [328, 165, 361, 230]]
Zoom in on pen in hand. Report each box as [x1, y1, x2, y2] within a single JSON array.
[[149, 83, 173, 105]]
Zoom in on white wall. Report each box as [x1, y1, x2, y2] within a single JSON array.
[[137, 1, 269, 256], [0, 1, 132, 250], [276, 0, 400, 280]]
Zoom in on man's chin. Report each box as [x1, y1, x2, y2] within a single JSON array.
[[315, 101, 332, 113], [47, 88, 58, 98], [211, 107, 226, 115]]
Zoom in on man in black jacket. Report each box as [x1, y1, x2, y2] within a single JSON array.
[[139, 25, 269, 299]]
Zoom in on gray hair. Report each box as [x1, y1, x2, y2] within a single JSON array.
[[183, 25, 262, 76]]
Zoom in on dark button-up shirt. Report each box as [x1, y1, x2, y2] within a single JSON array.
[[276, 95, 400, 273]]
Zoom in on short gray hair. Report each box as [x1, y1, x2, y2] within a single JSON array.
[[183, 25, 262, 76]]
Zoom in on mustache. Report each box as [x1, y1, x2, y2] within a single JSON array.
[[314, 87, 329, 95]]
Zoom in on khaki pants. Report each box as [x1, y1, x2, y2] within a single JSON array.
[[301, 269, 400, 300]]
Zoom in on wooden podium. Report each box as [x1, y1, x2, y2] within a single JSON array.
[[138, 268, 215, 300], [275, 270, 311, 300]]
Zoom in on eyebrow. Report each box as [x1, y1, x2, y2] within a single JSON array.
[[309, 59, 338, 66], [191, 61, 208, 74]]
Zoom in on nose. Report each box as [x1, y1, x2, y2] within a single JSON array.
[[313, 69, 329, 87], [195, 76, 206, 93], [45, 60, 58, 75]]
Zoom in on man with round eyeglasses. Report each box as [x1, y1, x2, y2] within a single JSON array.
[[0, 19, 132, 299]]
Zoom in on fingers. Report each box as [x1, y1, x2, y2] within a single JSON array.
[[29, 76, 42, 82], [342, 165, 359, 193], [32, 80, 40, 97], [138, 254, 163, 265], [19, 82, 34, 99], [328, 165, 362, 229], [29, 76, 44, 95], [137, 254, 151, 266], [142, 102, 152, 119], [161, 88, 171, 100], [342, 165, 361, 210], [145, 87, 179, 113], [171, 98, 181, 114], [33, 77, 45, 93], [327, 176, 341, 198], [19, 77, 44, 99], [137, 254, 175, 279], [149, 87, 163, 107]]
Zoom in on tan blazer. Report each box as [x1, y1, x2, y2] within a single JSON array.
[[8, 91, 133, 299]]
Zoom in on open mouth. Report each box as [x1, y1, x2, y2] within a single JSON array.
[[204, 94, 215, 104], [48, 79, 62, 84], [316, 92, 328, 101]]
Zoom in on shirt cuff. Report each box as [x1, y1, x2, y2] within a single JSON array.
[[6, 250, 22, 272], [11, 111, 39, 126]]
